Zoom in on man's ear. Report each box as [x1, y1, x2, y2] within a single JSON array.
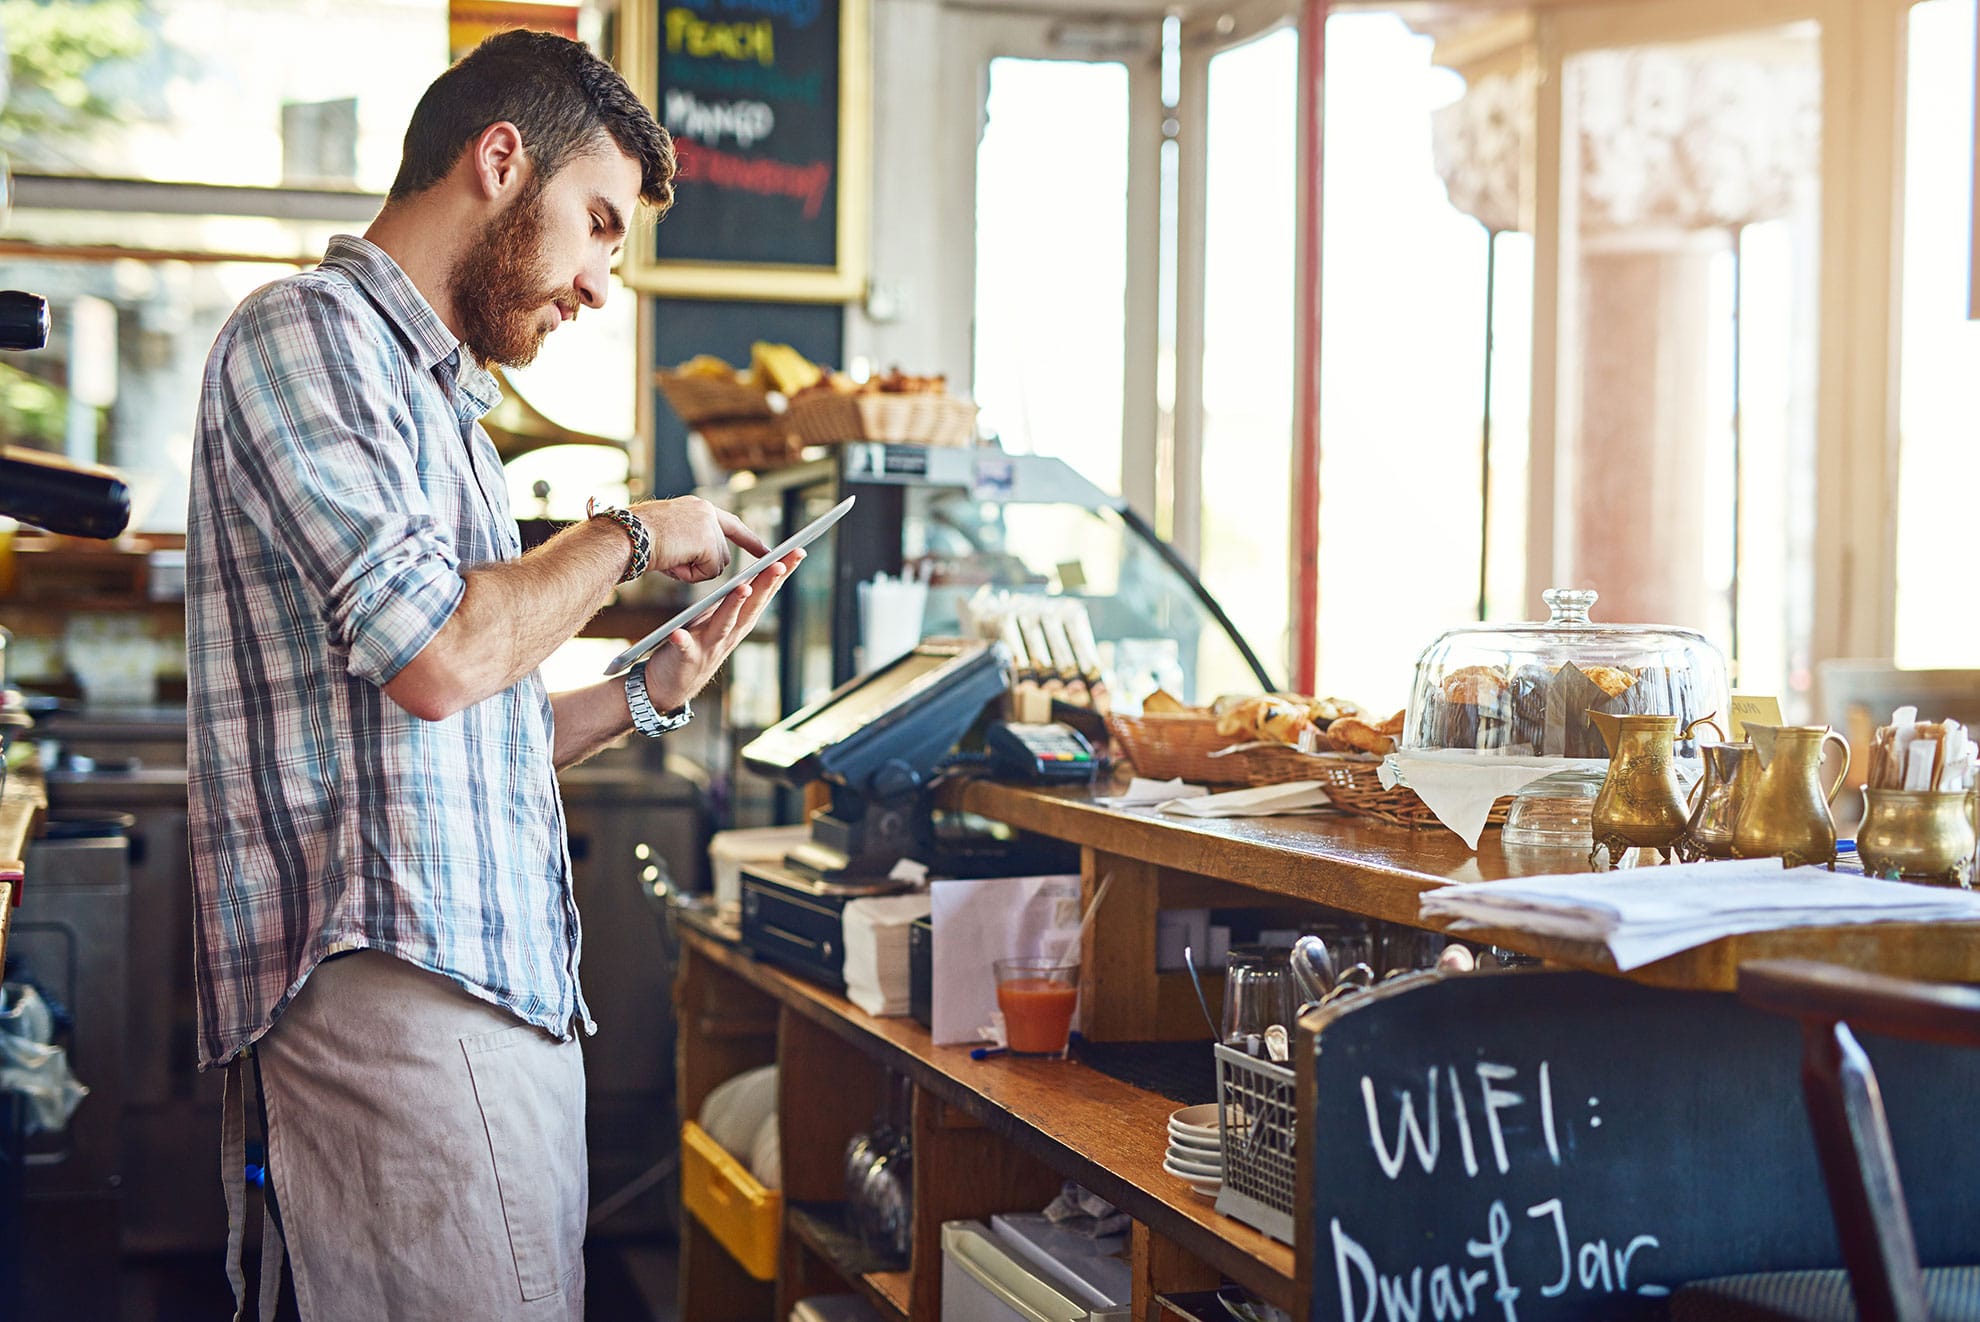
[[466, 121, 528, 201]]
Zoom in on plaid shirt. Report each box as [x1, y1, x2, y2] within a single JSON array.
[[186, 234, 589, 1069]]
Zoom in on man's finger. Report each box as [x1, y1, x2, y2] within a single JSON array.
[[697, 581, 752, 638], [667, 546, 727, 583], [734, 559, 794, 630], [715, 509, 771, 558]]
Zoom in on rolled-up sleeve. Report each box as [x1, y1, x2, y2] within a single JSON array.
[[218, 282, 465, 686]]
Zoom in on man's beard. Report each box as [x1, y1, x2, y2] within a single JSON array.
[[448, 181, 573, 369]]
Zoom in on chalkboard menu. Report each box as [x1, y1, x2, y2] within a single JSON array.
[[618, 0, 868, 300], [1307, 972, 1980, 1321]]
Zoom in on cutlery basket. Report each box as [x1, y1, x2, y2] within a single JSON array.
[[1213, 1043, 1297, 1244]]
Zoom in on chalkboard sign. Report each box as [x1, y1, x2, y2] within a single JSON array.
[[618, 0, 869, 300], [1307, 972, 1980, 1321]]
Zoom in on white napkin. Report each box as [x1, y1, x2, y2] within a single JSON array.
[[842, 893, 934, 1017], [1381, 750, 1596, 850], [1158, 780, 1330, 818], [1096, 776, 1206, 808], [1419, 859, 1980, 970]]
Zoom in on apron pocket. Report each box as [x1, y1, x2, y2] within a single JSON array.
[[461, 1023, 584, 1301]]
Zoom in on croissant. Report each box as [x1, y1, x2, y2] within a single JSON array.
[[1329, 717, 1395, 755]]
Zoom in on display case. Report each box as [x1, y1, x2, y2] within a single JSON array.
[[675, 444, 1272, 827], [1398, 587, 1730, 849]]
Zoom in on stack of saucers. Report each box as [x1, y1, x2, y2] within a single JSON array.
[[1162, 1103, 1224, 1201]]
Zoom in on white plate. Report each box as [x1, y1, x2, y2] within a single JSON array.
[[1168, 1103, 1221, 1131], [603, 495, 856, 678], [1161, 1157, 1221, 1195], [1167, 1128, 1222, 1154], [1164, 1150, 1222, 1178]]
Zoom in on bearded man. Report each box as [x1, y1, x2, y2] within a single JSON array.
[[184, 30, 793, 1321]]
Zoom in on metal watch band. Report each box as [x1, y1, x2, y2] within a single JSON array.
[[624, 665, 691, 739], [586, 498, 650, 584]]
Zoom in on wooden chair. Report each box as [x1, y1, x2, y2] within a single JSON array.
[[1672, 960, 1980, 1322]]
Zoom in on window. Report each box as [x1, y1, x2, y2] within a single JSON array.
[[1894, 0, 1980, 668], [973, 57, 1129, 494], [1198, 27, 1297, 684], [1314, 13, 1511, 711]]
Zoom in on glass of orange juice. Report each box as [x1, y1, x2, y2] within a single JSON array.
[[993, 957, 1080, 1058]]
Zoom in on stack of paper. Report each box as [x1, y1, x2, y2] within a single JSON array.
[[1418, 858, 1980, 970], [842, 893, 933, 1016], [1158, 781, 1330, 818], [1095, 776, 1205, 808]]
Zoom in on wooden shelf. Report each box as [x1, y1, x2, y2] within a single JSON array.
[[786, 1202, 910, 1322], [864, 1270, 911, 1317], [679, 920, 1297, 1313], [954, 778, 1980, 992]]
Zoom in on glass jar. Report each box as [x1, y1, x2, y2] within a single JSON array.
[[1401, 588, 1730, 848]]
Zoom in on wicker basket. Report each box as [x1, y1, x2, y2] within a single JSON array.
[[1106, 712, 1511, 832], [1105, 712, 1249, 783], [696, 418, 807, 473], [786, 392, 979, 447], [654, 370, 775, 424]]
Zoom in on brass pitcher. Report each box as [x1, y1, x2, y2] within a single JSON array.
[[1677, 718, 1753, 862], [1732, 724, 1850, 869], [1857, 788, 1978, 887], [1587, 712, 1689, 868]]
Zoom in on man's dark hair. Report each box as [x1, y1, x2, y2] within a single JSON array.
[[390, 29, 674, 214]]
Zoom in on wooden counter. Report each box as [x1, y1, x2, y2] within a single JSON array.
[[677, 779, 1980, 1320], [955, 778, 1980, 998]]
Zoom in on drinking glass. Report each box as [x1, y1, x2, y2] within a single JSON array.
[[1221, 945, 1297, 1050], [993, 957, 1080, 1058]]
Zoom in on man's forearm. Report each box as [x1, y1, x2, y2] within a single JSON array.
[[384, 518, 632, 720], [548, 678, 636, 769]]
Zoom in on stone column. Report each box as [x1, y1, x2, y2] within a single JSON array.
[[1431, 45, 1818, 630]]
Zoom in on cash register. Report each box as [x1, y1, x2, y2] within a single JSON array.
[[735, 638, 1091, 988]]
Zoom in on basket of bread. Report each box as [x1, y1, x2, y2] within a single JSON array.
[[787, 368, 979, 448], [654, 343, 823, 472], [1108, 692, 1493, 828]]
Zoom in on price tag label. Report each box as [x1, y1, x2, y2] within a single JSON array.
[[1728, 694, 1784, 742]]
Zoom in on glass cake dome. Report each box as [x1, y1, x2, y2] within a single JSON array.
[[1401, 588, 1731, 848]]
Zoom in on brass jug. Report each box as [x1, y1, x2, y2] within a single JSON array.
[[1677, 718, 1753, 862], [1732, 724, 1850, 869], [1856, 788, 1978, 886], [1587, 712, 1689, 868]]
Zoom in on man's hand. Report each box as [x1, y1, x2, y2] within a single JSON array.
[[632, 496, 770, 583], [642, 548, 803, 711]]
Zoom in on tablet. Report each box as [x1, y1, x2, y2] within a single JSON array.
[[602, 495, 856, 678]]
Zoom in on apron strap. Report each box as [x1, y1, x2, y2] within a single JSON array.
[[221, 1054, 288, 1321], [257, 1190, 285, 1321], [221, 1057, 248, 1322]]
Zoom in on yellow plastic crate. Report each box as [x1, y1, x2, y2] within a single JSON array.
[[680, 1120, 782, 1281]]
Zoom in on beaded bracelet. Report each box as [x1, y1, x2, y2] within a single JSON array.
[[586, 498, 651, 583]]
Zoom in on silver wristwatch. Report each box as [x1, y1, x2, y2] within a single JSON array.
[[625, 666, 692, 738]]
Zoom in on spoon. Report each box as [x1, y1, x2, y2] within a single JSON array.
[[1183, 945, 1219, 1042], [1290, 935, 1336, 1003]]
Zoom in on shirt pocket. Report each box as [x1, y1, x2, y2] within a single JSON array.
[[460, 1023, 586, 1301]]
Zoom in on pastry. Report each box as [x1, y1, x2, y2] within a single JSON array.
[[1308, 697, 1363, 725], [1375, 709, 1405, 737], [1142, 688, 1191, 715], [1216, 696, 1272, 738], [1441, 665, 1508, 706], [1574, 663, 1637, 699], [1258, 702, 1314, 746], [1329, 717, 1395, 755]]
